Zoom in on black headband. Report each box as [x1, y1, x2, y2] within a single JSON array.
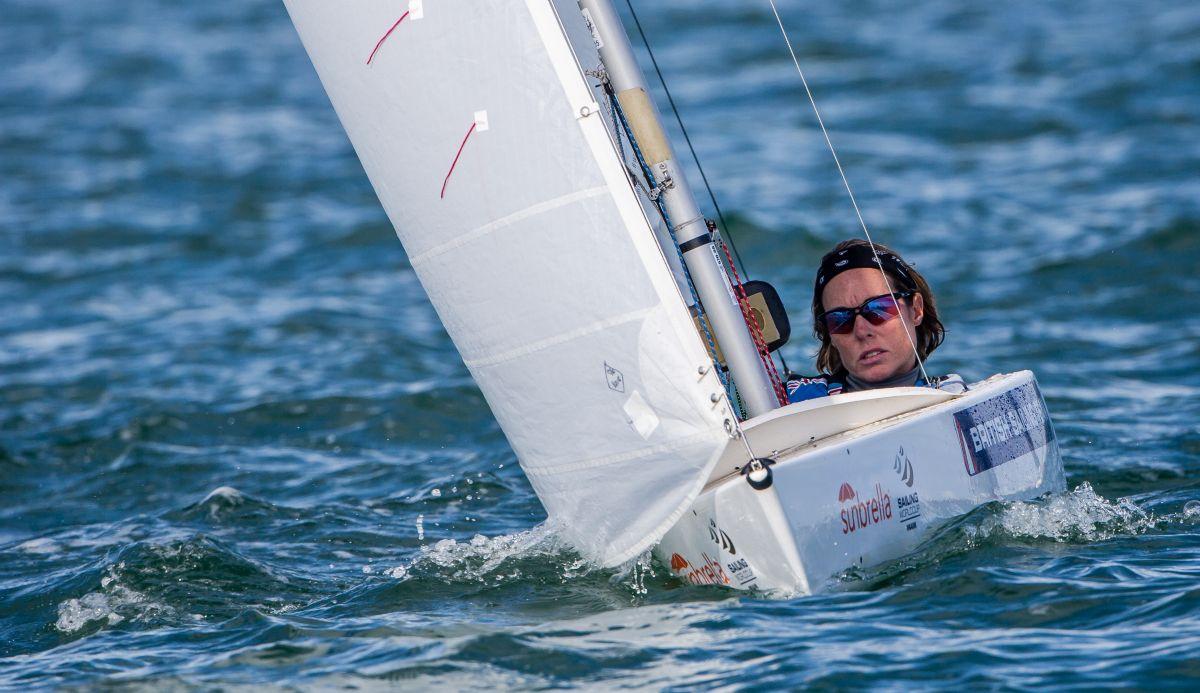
[[814, 244, 917, 305]]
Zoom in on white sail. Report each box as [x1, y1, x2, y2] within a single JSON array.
[[283, 0, 735, 565]]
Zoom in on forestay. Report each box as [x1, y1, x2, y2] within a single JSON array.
[[283, 0, 735, 565]]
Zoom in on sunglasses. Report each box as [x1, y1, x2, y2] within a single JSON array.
[[819, 292, 913, 335]]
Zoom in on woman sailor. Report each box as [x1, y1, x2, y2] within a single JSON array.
[[787, 239, 965, 403]]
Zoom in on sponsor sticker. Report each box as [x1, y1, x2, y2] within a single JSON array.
[[893, 446, 915, 487], [893, 447, 921, 530], [838, 482, 893, 534], [707, 519, 736, 554], [699, 518, 755, 585], [953, 382, 1054, 476], [725, 557, 757, 586], [897, 490, 920, 529], [669, 552, 730, 586]]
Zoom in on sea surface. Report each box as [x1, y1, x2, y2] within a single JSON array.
[[2, 0, 1199, 688]]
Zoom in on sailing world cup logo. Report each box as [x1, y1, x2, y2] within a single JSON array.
[[893, 446, 921, 530], [894, 446, 915, 487], [708, 519, 737, 554]]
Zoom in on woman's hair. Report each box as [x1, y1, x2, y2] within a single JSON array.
[[811, 239, 945, 374]]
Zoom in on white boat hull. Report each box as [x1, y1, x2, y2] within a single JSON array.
[[656, 371, 1064, 594]]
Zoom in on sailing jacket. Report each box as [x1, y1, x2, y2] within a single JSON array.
[[785, 370, 966, 404]]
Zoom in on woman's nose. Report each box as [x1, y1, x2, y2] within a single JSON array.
[[853, 313, 874, 338]]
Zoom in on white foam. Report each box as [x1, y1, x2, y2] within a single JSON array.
[[55, 592, 127, 633], [202, 486, 244, 504], [608, 551, 657, 596], [54, 565, 174, 635], [971, 482, 1154, 542], [386, 523, 564, 583], [198, 486, 245, 520]]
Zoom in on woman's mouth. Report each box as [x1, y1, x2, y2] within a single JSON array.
[[859, 348, 887, 365]]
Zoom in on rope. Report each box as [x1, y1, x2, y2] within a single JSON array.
[[766, 0, 931, 384], [622, 0, 747, 278], [608, 95, 626, 163], [715, 226, 788, 406]]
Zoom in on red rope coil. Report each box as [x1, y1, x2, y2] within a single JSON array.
[[715, 228, 788, 406]]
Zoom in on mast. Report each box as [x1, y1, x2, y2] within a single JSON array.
[[282, 0, 739, 565], [577, 0, 780, 418]]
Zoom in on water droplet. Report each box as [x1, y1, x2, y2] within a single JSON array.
[[1184, 500, 1200, 517]]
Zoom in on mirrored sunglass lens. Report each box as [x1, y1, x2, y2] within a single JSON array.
[[824, 310, 855, 334], [861, 296, 901, 325]]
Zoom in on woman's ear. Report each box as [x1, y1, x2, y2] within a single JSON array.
[[910, 292, 924, 326]]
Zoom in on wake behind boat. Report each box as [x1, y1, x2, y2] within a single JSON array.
[[282, 0, 1065, 594]]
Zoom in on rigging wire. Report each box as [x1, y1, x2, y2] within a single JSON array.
[[602, 80, 745, 416], [622, 0, 748, 277], [765, 0, 931, 384]]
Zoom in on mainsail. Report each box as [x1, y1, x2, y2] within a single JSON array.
[[283, 0, 736, 565]]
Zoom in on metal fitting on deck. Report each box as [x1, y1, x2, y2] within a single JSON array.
[[741, 457, 776, 491]]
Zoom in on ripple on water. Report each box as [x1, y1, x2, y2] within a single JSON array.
[[2, 0, 1199, 688]]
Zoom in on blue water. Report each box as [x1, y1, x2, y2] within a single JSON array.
[[2, 0, 1199, 687]]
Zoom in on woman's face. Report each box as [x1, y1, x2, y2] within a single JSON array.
[[821, 268, 924, 382]]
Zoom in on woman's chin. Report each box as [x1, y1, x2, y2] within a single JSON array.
[[849, 361, 899, 383]]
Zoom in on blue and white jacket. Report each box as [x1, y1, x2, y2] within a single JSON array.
[[785, 371, 966, 404]]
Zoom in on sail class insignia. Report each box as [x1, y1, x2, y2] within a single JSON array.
[[604, 362, 624, 393]]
